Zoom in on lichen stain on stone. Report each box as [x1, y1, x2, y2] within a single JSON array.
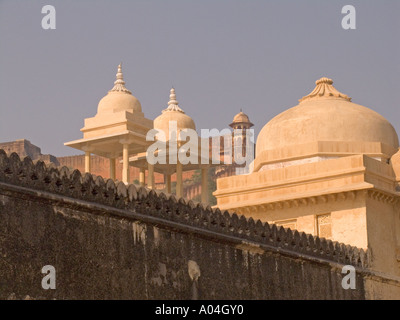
[[52, 207, 67, 217], [118, 219, 131, 230], [217, 248, 223, 265], [235, 241, 264, 255], [0, 195, 8, 205], [153, 226, 160, 247], [188, 260, 200, 281], [53, 206, 90, 223], [132, 222, 146, 245], [150, 263, 167, 286], [150, 276, 162, 286]]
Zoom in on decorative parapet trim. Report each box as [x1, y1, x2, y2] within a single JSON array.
[[367, 190, 399, 205], [227, 190, 365, 214], [0, 150, 370, 268]]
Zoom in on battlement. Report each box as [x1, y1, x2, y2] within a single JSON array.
[[0, 149, 369, 269]]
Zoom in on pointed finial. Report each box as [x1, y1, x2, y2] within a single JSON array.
[[109, 63, 132, 94], [168, 87, 179, 106], [163, 87, 184, 113]]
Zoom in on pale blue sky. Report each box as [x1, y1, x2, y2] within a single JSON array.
[[0, 0, 399, 156]]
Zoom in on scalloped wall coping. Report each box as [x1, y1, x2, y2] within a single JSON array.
[[0, 150, 370, 269]]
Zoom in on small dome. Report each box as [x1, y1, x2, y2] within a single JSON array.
[[154, 88, 196, 140], [97, 64, 142, 115], [230, 110, 254, 128], [256, 77, 399, 158]]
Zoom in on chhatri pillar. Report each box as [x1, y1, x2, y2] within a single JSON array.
[[84, 151, 91, 173], [176, 162, 183, 198], [121, 140, 130, 184], [139, 168, 146, 187], [201, 166, 209, 204], [148, 163, 155, 189], [109, 158, 116, 180], [165, 174, 172, 193]]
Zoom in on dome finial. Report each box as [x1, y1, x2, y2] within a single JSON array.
[[299, 77, 351, 103], [168, 87, 178, 106], [109, 63, 132, 94], [163, 87, 184, 113]]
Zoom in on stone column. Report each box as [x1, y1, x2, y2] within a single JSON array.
[[84, 151, 91, 173], [109, 158, 116, 180], [176, 162, 183, 198], [122, 143, 129, 184], [148, 163, 155, 189], [139, 168, 145, 187], [165, 174, 172, 193], [201, 167, 209, 204]]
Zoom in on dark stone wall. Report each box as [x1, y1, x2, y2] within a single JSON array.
[[0, 150, 368, 299], [0, 193, 365, 300]]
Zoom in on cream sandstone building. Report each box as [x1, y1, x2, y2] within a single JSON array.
[[65, 65, 214, 204], [64, 64, 153, 184], [214, 77, 400, 279], [128, 87, 213, 204], [64, 66, 400, 282]]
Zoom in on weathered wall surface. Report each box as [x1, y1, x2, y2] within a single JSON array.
[[0, 194, 364, 300], [0, 150, 394, 300]]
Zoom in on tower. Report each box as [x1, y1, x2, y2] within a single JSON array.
[[229, 110, 254, 164]]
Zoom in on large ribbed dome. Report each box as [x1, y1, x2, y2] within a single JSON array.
[[97, 64, 142, 115], [256, 77, 399, 157], [154, 88, 196, 140]]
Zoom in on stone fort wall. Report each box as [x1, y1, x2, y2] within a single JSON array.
[[0, 139, 221, 202], [0, 150, 398, 299], [0, 139, 59, 166]]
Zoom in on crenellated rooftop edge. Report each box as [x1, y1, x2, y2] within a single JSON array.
[[0, 149, 370, 269]]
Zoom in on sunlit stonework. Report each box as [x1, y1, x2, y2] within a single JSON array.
[[214, 77, 400, 284]]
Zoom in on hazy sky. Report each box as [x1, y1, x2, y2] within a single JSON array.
[[0, 0, 399, 156]]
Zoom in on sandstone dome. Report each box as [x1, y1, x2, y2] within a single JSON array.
[[256, 77, 399, 158], [97, 64, 142, 115], [154, 88, 196, 140]]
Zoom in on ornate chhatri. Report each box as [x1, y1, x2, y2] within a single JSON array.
[[65, 63, 153, 184]]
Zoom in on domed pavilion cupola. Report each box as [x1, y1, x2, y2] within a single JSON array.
[[65, 63, 153, 184], [153, 88, 196, 140], [96, 63, 143, 115], [129, 87, 214, 205], [229, 110, 254, 130], [254, 77, 399, 172]]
